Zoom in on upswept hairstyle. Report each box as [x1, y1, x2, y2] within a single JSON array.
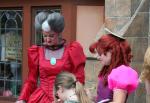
[[140, 47, 150, 82], [89, 34, 132, 86], [35, 11, 65, 33], [54, 71, 91, 103], [47, 12, 65, 33], [35, 11, 49, 31]]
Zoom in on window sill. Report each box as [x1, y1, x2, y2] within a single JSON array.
[[0, 96, 17, 102]]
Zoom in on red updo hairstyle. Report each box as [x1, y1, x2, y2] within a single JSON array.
[[89, 34, 133, 86]]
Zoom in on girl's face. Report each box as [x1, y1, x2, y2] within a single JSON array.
[[97, 50, 112, 66], [42, 31, 59, 46], [56, 86, 66, 101]]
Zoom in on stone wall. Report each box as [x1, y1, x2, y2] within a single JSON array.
[[84, 60, 101, 96], [85, 0, 150, 103]]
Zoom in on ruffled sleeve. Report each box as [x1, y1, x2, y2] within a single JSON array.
[[108, 65, 139, 93], [68, 41, 86, 84], [18, 45, 39, 101]]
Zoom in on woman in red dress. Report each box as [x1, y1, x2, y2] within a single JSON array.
[[16, 11, 86, 103]]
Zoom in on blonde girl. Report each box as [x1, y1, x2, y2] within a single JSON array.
[[54, 71, 92, 103], [140, 47, 150, 102]]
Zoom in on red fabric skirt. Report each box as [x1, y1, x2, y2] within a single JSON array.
[[28, 87, 53, 103]]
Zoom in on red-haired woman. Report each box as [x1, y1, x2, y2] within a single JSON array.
[[89, 34, 139, 103]]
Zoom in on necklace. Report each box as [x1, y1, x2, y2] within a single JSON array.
[[50, 57, 56, 65], [45, 47, 64, 65]]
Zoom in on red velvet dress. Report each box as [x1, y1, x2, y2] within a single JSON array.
[[18, 41, 85, 103]]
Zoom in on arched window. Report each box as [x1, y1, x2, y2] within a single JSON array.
[[0, 9, 22, 97]]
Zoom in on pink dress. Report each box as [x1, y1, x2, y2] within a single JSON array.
[[96, 65, 139, 103], [108, 65, 139, 93], [18, 41, 86, 103]]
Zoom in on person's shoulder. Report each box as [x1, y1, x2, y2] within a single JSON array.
[[109, 65, 138, 81], [67, 41, 83, 49], [108, 65, 139, 93], [110, 65, 138, 76], [66, 41, 85, 55], [29, 45, 37, 48], [28, 45, 43, 52], [29, 45, 44, 49]]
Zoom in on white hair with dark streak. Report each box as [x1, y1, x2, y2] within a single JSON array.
[[47, 12, 65, 33], [42, 20, 51, 32], [35, 11, 49, 31], [35, 12, 64, 33]]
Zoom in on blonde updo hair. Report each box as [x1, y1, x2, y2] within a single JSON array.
[[140, 47, 150, 82]]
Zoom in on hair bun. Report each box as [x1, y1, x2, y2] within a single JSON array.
[[35, 11, 49, 31], [47, 12, 65, 33]]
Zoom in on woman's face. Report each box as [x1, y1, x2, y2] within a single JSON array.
[[42, 31, 59, 46], [97, 50, 112, 66]]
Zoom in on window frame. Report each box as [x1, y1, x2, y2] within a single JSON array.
[[0, 0, 104, 102]]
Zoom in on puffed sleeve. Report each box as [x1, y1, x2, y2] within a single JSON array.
[[68, 41, 86, 84], [18, 45, 39, 101], [108, 65, 139, 93]]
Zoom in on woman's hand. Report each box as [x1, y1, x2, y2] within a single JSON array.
[[15, 100, 26, 103], [3, 90, 13, 97]]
